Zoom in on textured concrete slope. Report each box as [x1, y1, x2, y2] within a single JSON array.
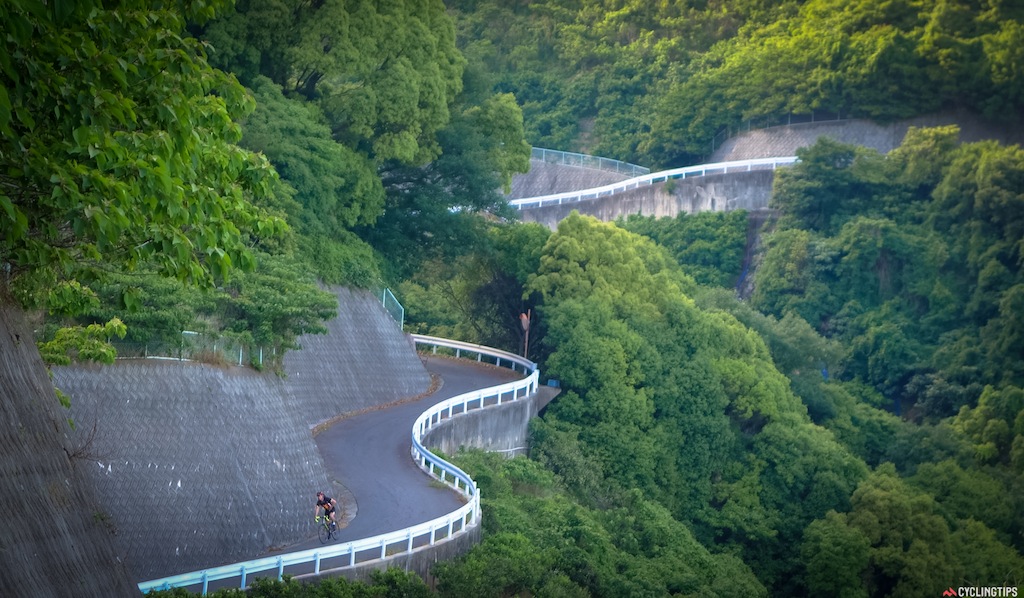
[[0, 304, 139, 597], [56, 361, 320, 581], [508, 160, 634, 199], [283, 287, 429, 422], [53, 287, 430, 582], [710, 110, 1024, 162]]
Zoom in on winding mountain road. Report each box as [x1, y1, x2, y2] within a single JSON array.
[[270, 355, 520, 554]]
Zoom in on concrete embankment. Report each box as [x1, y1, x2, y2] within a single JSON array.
[[510, 111, 1020, 230], [709, 109, 1024, 162], [516, 170, 776, 230], [53, 287, 431, 582], [508, 160, 634, 200], [0, 304, 139, 596]]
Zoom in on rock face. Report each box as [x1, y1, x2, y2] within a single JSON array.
[[48, 287, 430, 582], [0, 303, 139, 597]]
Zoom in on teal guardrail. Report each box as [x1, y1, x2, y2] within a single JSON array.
[[138, 335, 540, 595]]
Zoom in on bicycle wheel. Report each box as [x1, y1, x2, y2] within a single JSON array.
[[318, 522, 330, 544]]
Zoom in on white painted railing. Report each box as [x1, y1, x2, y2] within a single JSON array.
[[411, 334, 537, 375], [510, 156, 798, 209], [410, 335, 539, 503], [138, 335, 539, 595]]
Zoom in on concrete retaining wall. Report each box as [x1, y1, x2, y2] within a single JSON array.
[[0, 304, 139, 597], [510, 111, 1022, 230], [518, 171, 777, 230], [508, 160, 633, 199], [421, 386, 560, 458], [52, 288, 431, 582], [710, 110, 1024, 162], [297, 524, 481, 588]]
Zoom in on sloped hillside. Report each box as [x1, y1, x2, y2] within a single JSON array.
[[0, 303, 138, 596]]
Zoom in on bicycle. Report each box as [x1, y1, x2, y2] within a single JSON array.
[[316, 515, 337, 543]]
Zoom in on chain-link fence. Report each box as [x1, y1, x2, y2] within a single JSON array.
[[53, 286, 408, 369], [531, 147, 650, 176], [111, 330, 272, 369], [710, 110, 848, 155], [381, 288, 404, 331]]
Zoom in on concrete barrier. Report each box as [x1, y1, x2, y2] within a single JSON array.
[[517, 170, 777, 230]]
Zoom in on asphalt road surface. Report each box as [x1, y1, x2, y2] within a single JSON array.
[[168, 354, 525, 594], [275, 355, 520, 553]]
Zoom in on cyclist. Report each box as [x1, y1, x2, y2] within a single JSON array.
[[315, 491, 338, 530]]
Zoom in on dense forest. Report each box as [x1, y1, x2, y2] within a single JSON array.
[[2, 0, 1023, 596], [448, 0, 1024, 166]]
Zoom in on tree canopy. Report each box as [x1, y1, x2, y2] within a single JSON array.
[[446, 0, 1024, 166], [9, 0, 1024, 595], [521, 213, 869, 588], [202, 0, 465, 165], [1, 0, 288, 307]]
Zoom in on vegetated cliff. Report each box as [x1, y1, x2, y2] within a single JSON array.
[[0, 302, 139, 597]]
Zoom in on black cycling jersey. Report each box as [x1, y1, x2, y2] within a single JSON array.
[[317, 496, 336, 513]]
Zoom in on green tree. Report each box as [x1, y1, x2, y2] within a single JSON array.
[[436, 533, 552, 598], [240, 76, 383, 237], [910, 459, 1020, 544], [203, 0, 465, 165], [887, 125, 961, 191], [237, 75, 384, 286], [804, 464, 956, 597], [950, 519, 1024, 587], [953, 385, 1024, 467], [1, 0, 287, 307], [929, 141, 1024, 387], [801, 511, 871, 598], [620, 211, 749, 288], [363, 92, 529, 280], [748, 228, 839, 328], [771, 138, 890, 234], [442, 450, 768, 597], [400, 222, 549, 354], [525, 214, 867, 590], [217, 253, 337, 351], [0, 0, 301, 373]]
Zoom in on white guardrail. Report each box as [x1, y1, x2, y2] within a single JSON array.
[[509, 156, 798, 209], [138, 335, 539, 595]]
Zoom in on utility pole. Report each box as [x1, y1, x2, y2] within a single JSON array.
[[520, 309, 531, 359]]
